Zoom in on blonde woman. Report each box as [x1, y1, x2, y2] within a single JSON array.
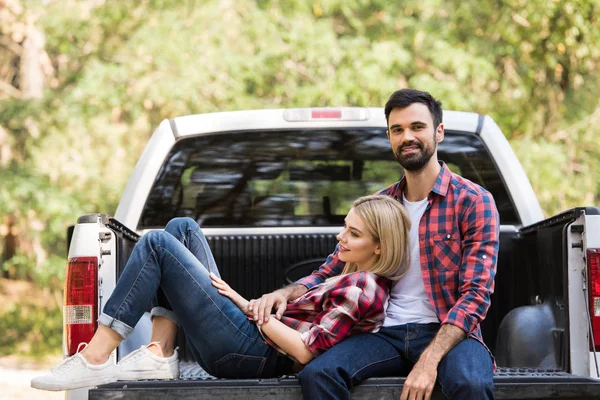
[[32, 195, 410, 391]]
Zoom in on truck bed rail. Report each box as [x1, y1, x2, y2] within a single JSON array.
[[91, 363, 600, 400]]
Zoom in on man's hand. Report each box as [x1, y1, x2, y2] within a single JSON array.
[[400, 359, 437, 400], [400, 324, 466, 400], [248, 284, 307, 325]]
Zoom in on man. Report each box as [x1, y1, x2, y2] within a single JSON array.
[[248, 88, 499, 400]]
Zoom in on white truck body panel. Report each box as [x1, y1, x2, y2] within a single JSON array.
[[567, 212, 594, 377]]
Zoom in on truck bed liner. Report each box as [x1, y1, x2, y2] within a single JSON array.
[[90, 362, 600, 400]]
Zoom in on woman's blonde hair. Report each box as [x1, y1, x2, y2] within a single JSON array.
[[340, 195, 411, 281]]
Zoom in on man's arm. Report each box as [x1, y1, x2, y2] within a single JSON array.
[[443, 191, 500, 336], [249, 245, 345, 325], [248, 284, 308, 325]]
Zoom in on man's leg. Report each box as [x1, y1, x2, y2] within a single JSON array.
[[436, 338, 495, 400], [299, 327, 411, 400]]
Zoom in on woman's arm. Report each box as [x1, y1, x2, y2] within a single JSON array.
[[211, 273, 314, 364], [260, 317, 314, 365], [210, 273, 250, 315]]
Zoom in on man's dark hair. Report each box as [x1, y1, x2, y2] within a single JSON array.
[[384, 89, 443, 129]]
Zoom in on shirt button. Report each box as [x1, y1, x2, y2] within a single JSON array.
[[446, 234, 451, 239], [482, 255, 487, 259]]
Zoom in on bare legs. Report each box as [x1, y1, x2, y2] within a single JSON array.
[[80, 325, 122, 364], [148, 316, 177, 357]]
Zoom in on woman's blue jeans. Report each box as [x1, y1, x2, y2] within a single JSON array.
[[299, 323, 494, 400], [98, 217, 279, 378]]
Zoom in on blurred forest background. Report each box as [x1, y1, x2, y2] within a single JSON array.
[[0, 0, 599, 357]]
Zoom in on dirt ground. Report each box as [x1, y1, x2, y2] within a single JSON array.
[[0, 354, 64, 400], [0, 279, 64, 399]]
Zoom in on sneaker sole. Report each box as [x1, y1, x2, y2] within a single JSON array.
[[31, 374, 117, 391], [117, 370, 177, 381]]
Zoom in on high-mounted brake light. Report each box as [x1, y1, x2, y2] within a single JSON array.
[[64, 257, 98, 356], [283, 107, 370, 122], [312, 109, 342, 119], [588, 248, 600, 349]]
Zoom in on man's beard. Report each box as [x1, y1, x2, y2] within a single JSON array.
[[393, 140, 436, 171]]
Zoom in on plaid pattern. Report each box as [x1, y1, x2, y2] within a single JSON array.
[[269, 271, 391, 356], [297, 162, 500, 346]]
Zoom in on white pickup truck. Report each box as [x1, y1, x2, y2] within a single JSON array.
[[63, 108, 600, 399]]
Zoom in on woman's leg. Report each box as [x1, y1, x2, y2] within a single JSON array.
[[148, 316, 178, 357], [32, 218, 274, 390], [80, 325, 123, 363], [146, 217, 219, 357], [99, 221, 276, 378], [163, 217, 219, 277], [81, 217, 211, 362]]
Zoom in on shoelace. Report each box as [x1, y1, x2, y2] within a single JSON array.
[[50, 343, 88, 374], [50, 355, 81, 374], [119, 341, 161, 364]]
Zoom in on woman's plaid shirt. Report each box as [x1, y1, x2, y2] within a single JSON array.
[[297, 162, 500, 347], [269, 271, 391, 356]]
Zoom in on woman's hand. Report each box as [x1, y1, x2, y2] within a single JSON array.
[[210, 273, 250, 315]]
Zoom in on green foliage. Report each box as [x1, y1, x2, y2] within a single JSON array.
[[0, 0, 599, 304], [0, 302, 63, 357]]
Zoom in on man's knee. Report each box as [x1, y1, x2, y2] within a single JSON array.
[[442, 374, 494, 399], [438, 339, 494, 399], [299, 360, 331, 382], [299, 359, 350, 400]]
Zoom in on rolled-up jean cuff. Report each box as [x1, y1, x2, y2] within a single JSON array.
[[150, 307, 179, 325], [98, 313, 134, 340]]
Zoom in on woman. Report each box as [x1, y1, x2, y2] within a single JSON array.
[[32, 195, 410, 391]]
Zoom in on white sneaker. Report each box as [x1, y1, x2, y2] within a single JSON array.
[[117, 342, 179, 381], [31, 348, 118, 391]]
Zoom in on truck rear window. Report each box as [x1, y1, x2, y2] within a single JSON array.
[[140, 128, 518, 228]]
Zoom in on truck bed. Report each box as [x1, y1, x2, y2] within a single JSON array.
[[88, 211, 600, 400], [90, 362, 600, 400]]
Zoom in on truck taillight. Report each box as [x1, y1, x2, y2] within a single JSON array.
[[283, 107, 369, 121], [64, 257, 98, 356], [588, 249, 600, 349]]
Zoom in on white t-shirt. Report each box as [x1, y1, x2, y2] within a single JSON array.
[[383, 194, 439, 326]]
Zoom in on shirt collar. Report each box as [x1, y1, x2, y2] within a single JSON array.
[[397, 161, 451, 198]]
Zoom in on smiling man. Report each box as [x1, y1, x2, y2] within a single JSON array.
[[249, 89, 500, 400]]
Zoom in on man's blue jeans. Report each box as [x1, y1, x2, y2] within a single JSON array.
[[98, 217, 280, 378], [299, 323, 494, 400]]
